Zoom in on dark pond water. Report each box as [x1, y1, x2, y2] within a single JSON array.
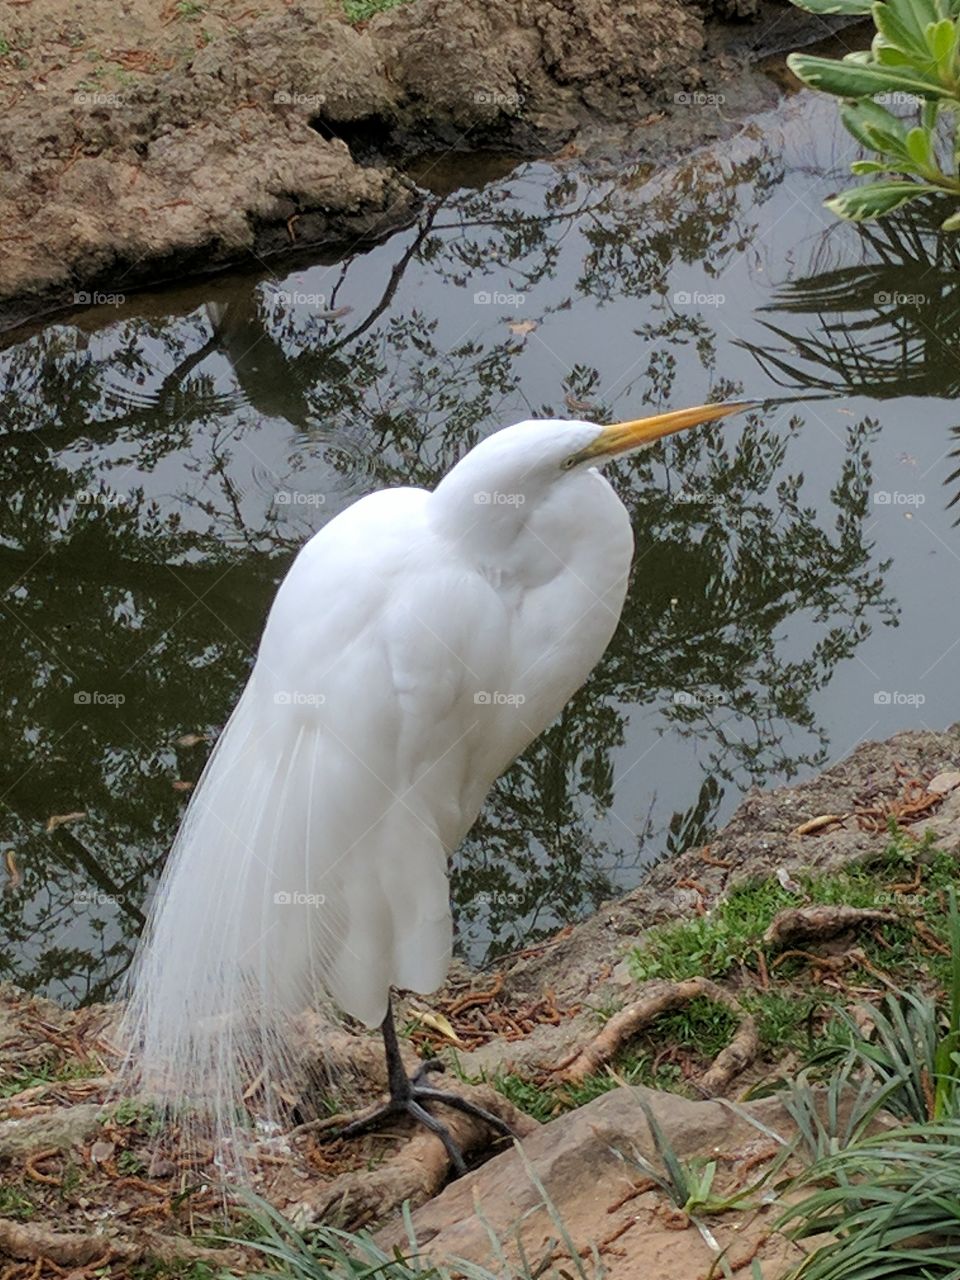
[[2, 88, 959, 1007]]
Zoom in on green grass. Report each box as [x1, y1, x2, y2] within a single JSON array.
[[492, 1053, 684, 1123], [630, 832, 956, 989], [229, 1188, 603, 1280], [483, 833, 958, 1124], [0, 1057, 100, 1098], [342, 0, 411, 23], [488, 996, 737, 1121], [0, 1185, 37, 1221], [657, 995, 740, 1057]]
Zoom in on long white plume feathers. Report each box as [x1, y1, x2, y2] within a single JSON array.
[[119, 635, 459, 1160]]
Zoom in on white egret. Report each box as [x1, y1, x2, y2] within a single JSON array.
[[122, 400, 754, 1173]]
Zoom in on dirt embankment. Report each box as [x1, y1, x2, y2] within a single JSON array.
[[0, 0, 833, 332]]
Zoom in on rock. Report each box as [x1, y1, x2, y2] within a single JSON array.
[[0, 1104, 104, 1158], [928, 771, 960, 795], [376, 1085, 805, 1279]]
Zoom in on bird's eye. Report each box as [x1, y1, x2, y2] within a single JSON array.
[[561, 456, 577, 471]]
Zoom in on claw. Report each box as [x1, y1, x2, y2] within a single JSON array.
[[337, 998, 514, 1176], [411, 1056, 445, 1084]]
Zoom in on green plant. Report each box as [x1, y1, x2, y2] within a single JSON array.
[[771, 889, 960, 1277], [807, 888, 960, 1122], [780, 1123, 960, 1278], [117, 1149, 147, 1176], [228, 1189, 602, 1279], [617, 1096, 789, 1280], [787, 0, 960, 228], [779, 1061, 896, 1161], [0, 1185, 36, 1220], [0, 1057, 100, 1098]]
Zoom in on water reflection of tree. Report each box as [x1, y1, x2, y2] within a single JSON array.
[[737, 216, 960, 517], [0, 140, 893, 997]]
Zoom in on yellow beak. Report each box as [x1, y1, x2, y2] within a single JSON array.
[[578, 400, 758, 461]]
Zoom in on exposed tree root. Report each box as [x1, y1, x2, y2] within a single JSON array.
[[763, 906, 897, 949], [289, 1085, 538, 1230], [555, 978, 759, 1092], [0, 1218, 244, 1269]]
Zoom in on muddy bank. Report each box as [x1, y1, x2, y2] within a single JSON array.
[[0, 724, 957, 1274], [0, 0, 843, 332]]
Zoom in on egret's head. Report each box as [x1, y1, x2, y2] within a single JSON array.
[[433, 400, 755, 520]]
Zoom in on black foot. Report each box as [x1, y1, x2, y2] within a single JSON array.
[[338, 1065, 515, 1176]]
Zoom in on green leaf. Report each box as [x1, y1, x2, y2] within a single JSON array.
[[874, 43, 929, 66], [926, 16, 958, 63], [923, 97, 941, 127], [905, 124, 934, 164], [873, 1, 931, 56], [825, 180, 938, 221], [840, 99, 910, 156], [786, 52, 953, 99], [850, 159, 891, 172], [886, 0, 938, 43], [785, 0, 872, 12]]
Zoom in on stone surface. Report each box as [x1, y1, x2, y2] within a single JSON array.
[[377, 1084, 808, 1279], [0, 1104, 104, 1158]]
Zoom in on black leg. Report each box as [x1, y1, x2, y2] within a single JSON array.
[[337, 995, 514, 1176]]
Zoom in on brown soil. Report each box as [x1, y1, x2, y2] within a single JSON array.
[[1, 724, 958, 1276], [0, 0, 834, 332]]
